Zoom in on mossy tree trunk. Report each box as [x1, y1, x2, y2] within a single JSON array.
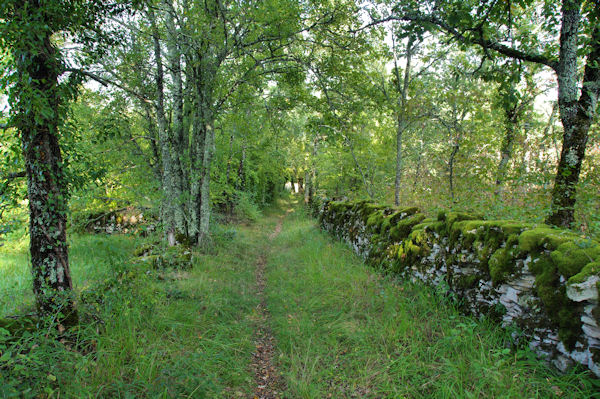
[[198, 122, 215, 244], [12, 7, 76, 323]]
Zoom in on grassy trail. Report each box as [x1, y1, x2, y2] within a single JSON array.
[[2, 197, 598, 397]]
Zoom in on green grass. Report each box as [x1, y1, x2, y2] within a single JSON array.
[[64, 229, 259, 397], [0, 233, 144, 316], [1, 197, 599, 397]]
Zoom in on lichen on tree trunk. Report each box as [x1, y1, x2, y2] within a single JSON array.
[[14, 20, 76, 323], [546, 0, 600, 228]]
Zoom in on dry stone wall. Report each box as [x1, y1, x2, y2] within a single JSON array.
[[312, 198, 600, 376]]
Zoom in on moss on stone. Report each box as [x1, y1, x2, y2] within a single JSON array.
[[567, 261, 600, 285], [518, 227, 581, 252], [395, 239, 425, 270], [354, 202, 388, 223], [366, 210, 385, 228], [392, 227, 433, 272], [396, 206, 420, 217], [550, 241, 600, 278], [437, 211, 482, 223], [449, 220, 482, 247], [488, 244, 521, 285], [529, 254, 582, 350], [389, 214, 425, 242], [321, 198, 596, 353]]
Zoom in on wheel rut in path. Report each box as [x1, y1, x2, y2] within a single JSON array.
[[250, 214, 286, 399]]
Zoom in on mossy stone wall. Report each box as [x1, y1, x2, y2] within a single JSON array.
[[312, 198, 600, 377]]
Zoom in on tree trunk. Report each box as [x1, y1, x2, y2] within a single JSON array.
[[189, 99, 205, 241], [198, 122, 215, 245], [494, 108, 517, 196], [448, 137, 461, 203], [150, 8, 177, 246], [547, 0, 600, 228], [16, 24, 76, 322], [189, 55, 217, 245], [163, 0, 189, 236], [304, 170, 310, 204], [237, 139, 246, 190], [394, 34, 415, 206]]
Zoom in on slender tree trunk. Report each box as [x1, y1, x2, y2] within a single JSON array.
[[189, 55, 218, 245], [394, 34, 415, 206], [494, 108, 518, 196], [189, 98, 205, 241], [394, 115, 404, 205], [15, 22, 76, 322], [237, 139, 246, 190], [448, 136, 461, 203], [547, 0, 600, 227], [150, 8, 177, 246], [163, 0, 188, 236], [198, 122, 215, 245], [304, 170, 310, 204]]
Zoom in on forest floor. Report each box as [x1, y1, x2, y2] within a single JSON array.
[[1, 196, 599, 398]]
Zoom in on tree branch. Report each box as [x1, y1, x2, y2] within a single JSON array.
[[356, 12, 559, 70], [64, 68, 153, 104]]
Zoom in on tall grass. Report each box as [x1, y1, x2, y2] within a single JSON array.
[[0, 233, 143, 316]]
